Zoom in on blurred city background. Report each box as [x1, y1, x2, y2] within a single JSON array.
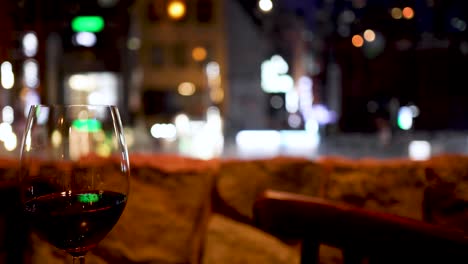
[[0, 0, 467, 160]]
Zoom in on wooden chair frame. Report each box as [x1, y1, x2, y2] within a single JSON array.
[[254, 190, 468, 264]]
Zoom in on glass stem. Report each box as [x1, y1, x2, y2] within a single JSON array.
[[72, 256, 85, 264]]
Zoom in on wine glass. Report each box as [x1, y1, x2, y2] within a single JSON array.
[[19, 104, 130, 264]]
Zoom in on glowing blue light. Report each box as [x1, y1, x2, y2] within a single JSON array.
[[397, 106, 413, 130]]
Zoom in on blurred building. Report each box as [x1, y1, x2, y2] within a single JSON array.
[[224, 0, 270, 135], [0, 0, 135, 124], [132, 0, 227, 122], [239, 0, 468, 133], [132, 0, 272, 137], [0, 1, 17, 109], [327, 0, 468, 132], [128, 0, 231, 156], [3, 0, 468, 157]]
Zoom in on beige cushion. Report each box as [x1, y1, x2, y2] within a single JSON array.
[[320, 156, 426, 219], [202, 214, 299, 264], [216, 157, 326, 221]]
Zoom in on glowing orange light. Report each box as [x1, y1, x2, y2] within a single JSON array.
[[402, 7, 414, 19], [167, 0, 186, 20], [192, 46, 207, 61], [391, 7, 402, 19], [352, 35, 364, 47], [210, 88, 224, 103]]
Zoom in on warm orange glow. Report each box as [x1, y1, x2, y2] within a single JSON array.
[[210, 88, 224, 103], [391, 7, 402, 19], [352, 35, 364, 47], [192, 46, 207, 61], [167, 0, 186, 20], [178, 82, 196, 96], [402, 7, 414, 19], [363, 29, 376, 42]]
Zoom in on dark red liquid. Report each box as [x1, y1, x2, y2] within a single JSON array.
[[24, 190, 127, 256]]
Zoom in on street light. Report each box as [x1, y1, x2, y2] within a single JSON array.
[[259, 0, 273, 13], [167, 0, 186, 20]]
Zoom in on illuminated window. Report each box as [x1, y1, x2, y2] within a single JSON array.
[[148, 0, 165, 22], [172, 43, 187, 67], [151, 44, 165, 67], [196, 0, 213, 23], [65, 72, 118, 106]]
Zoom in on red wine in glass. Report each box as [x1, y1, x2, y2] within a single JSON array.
[[20, 105, 130, 264], [24, 190, 127, 256]]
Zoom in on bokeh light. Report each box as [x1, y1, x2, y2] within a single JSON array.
[[352, 0, 366, 9], [167, 0, 186, 20], [409, 141, 431, 161], [397, 106, 413, 130], [391, 7, 402, 19], [258, 0, 273, 13], [1, 62, 14, 89], [363, 29, 376, 42], [23, 59, 39, 88], [402, 7, 414, 19], [151, 123, 177, 140], [451, 17, 467, 31], [339, 10, 356, 24], [127, 37, 141, 50], [51, 130, 63, 148], [22, 32, 38, 57], [192, 46, 207, 61], [2, 106, 14, 124], [73, 32, 97, 47], [178, 82, 196, 96], [3, 132, 17, 151], [210, 88, 224, 104], [270, 95, 284, 109], [352, 34, 364, 47], [287, 114, 302, 128], [206, 61, 220, 78]]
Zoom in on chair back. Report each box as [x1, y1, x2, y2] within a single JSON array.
[[254, 190, 468, 264]]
